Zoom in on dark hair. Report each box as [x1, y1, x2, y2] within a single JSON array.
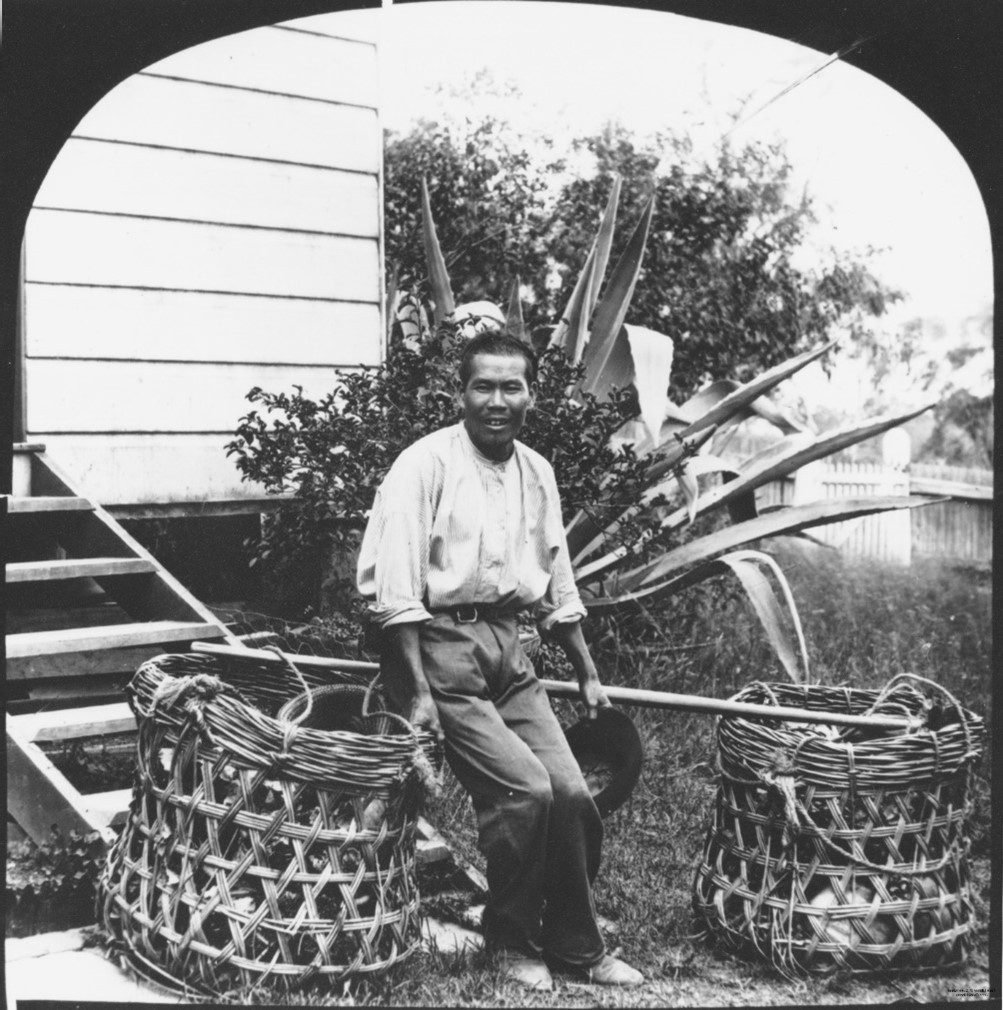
[[458, 331, 538, 389]]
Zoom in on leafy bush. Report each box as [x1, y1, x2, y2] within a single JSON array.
[[6, 830, 105, 937], [386, 105, 900, 400], [227, 325, 672, 614], [230, 171, 927, 680]]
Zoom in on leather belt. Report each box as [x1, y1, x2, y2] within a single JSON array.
[[427, 603, 518, 624]]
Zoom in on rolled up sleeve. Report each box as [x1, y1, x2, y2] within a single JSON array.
[[357, 454, 435, 628]]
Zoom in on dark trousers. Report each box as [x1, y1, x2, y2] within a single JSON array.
[[408, 612, 605, 966]]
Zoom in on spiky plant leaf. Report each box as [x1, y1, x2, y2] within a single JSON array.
[[506, 277, 528, 342], [677, 462, 700, 525], [642, 341, 835, 480], [567, 426, 720, 565], [681, 379, 807, 435], [580, 196, 656, 399], [385, 265, 399, 343], [421, 176, 455, 326], [590, 175, 621, 316], [714, 550, 809, 683], [583, 549, 810, 682], [614, 342, 832, 464], [624, 324, 675, 445], [654, 404, 934, 532], [550, 178, 621, 359], [551, 244, 596, 358], [606, 495, 936, 596]]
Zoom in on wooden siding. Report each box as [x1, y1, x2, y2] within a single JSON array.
[[70, 76, 379, 172], [23, 287, 379, 365], [32, 435, 277, 504], [23, 15, 382, 507], [27, 360, 350, 434], [32, 140, 380, 235], [140, 21, 379, 102], [27, 211, 379, 299]]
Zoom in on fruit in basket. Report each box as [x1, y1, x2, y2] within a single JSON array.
[[910, 874, 947, 938], [807, 883, 891, 949]]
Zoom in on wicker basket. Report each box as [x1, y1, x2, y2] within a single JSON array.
[[99, 651, 437, 995], [692, 674, 984, 978]]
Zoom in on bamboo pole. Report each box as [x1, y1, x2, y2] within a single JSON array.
[[192, 641, 920, 731], [537, 680, 921, 730]]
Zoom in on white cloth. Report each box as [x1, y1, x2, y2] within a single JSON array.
[[357, 423, 587, 631]]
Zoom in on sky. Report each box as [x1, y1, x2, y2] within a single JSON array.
[[333, 1, 992, 409]]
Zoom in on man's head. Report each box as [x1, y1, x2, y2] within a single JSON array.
[[458, 331, 538, 389], [457, 332, 538, 461]]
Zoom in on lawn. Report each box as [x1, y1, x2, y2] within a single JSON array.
[[7, 548, 994, 1006]]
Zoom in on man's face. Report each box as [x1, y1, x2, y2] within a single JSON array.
[[460, 352, 535, 461]]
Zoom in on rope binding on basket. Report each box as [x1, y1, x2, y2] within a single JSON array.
[[105, 648, 432, 993], [275, 652, 443, 805], [694, 673, 984, 980], [761, 747, 800, 845], [141, 671, 233, 746], [363, 670, 444, 804]]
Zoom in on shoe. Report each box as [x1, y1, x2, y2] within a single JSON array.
[[585, 953, 645, 986], [498, 950, 554, 990]]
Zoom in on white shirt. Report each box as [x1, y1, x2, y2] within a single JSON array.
[[357, 423, 587, 631]]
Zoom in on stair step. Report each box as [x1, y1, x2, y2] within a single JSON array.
[[416, 816, 452, 864], [13, 454, 32, 496], [6, 557, 156, 583], [13, 443, 46, 453], [6, 620, 225, 660], [8, 496, 93, 513], [11, 702, 136, 743], [80, 788, 133, 829]]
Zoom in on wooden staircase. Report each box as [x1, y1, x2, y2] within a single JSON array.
[[6, 443, 235, 847], [5, 448, 463, 873]]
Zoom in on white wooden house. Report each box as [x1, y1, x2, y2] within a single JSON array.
[[7, 11, 389, 844], [18, 11, 383, 511]]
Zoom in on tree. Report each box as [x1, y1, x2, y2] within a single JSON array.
[[229, 186, 927, 685], [384, 115, 900, 401], [383, 113, 556, 325], [919, 389, 993, 467]]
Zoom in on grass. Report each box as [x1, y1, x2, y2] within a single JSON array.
[[214, 549, 993, 1005], [9, 549, 993, 1005]]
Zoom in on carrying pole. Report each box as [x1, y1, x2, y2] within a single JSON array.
[[191, 641, 920, 731]]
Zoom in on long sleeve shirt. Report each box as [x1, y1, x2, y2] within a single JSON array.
[[357, 423, 587, 632]]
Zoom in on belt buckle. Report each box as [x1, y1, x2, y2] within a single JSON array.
[[455, 604, 479, 623]]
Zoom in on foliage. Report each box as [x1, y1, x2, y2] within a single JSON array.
[[6, 565, 989, 1001], [42, 558, 984, 1003], [384, 104, 555, 329], [233, 159, 928, 679], [919, 388, 993, 467], [6, 829, 105, 937], [384, 114, 901, 400], [227, 328, 661, 609]]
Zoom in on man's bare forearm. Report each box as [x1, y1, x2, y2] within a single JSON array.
[[548, 620, 609, 719], [382, 622, 442, 739]]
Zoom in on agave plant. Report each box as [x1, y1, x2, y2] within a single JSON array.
[[408, 176, 933, 683]]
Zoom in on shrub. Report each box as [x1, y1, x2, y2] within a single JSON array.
[[6, 830, 105, 938], [227, 324, 669, 616]]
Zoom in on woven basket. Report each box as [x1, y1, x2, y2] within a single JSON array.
[[99, 651, 437, 995], [692, 674, 984, 978]]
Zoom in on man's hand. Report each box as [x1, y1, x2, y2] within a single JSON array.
[[409, 691, 444, 744], [549, 620, 611, 720], [578, 670, 611, 721], [382, 622, 444, 744]]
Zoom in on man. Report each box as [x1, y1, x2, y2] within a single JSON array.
[[357, 330, 644, 990]]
